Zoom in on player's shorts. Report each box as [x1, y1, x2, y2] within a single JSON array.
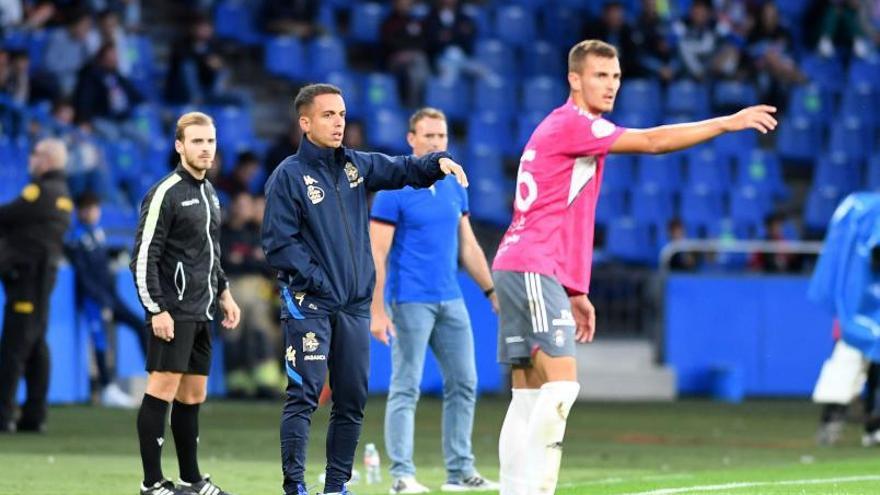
[[145, 320, 212, 375], [494, 270, 576, 366]]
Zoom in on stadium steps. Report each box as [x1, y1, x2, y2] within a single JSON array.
[[575, 339, 676, 401]]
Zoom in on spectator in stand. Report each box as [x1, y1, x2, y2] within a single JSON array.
[[424, 0, 491, 83], [667, 218, 700, 271], [0, 0, 56, 36], [88, 9, 134, 77], [265, 125, 301, 175], [633, 0, 682, 82], [73, 42, 144, 142], [748, 2, 806, 108], [583, 1, 639, 77], [343, 120, 366, 151], [0, 49, 30, 105], [749, 213, 803, 273], [673, 0, 721, 81], [810, 0, 874, 58], [87, 0, 142, 30], [859, 0, 880, 50], [380, 0, 431, 108], [164, 14, 237, 105], [40, 9, 94, 97], [259, 0, 319, 38], [221, 191, 282, 399], [64, 114, 117, 203], [217, 151, 262, 197]]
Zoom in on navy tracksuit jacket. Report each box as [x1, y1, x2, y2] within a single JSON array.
[[262, 137, 450, 494]]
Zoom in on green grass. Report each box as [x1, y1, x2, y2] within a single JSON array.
[[1, 397, 879, 494]]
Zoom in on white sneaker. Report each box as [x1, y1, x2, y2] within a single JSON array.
[[100, 383, 137, 409], [441, 473, 499, 492], [390, 476, 430, 494], [862, 430, 880, 447]]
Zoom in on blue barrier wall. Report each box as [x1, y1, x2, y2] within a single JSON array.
[[0, 267, 503, 405], [665, 275, 834, 397]]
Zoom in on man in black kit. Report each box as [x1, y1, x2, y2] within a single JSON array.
[[0, 137, 72, 433]]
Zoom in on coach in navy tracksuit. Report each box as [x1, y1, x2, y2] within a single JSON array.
[[262, 83, 468, 495]]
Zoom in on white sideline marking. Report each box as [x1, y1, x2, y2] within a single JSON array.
[[618, 475, 880, 495]]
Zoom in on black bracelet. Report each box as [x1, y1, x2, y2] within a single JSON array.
[[483, 287, 495, 298]]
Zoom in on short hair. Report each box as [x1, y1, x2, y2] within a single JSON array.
[[294, 83, 342, 117], [175, 111, 214, 141], [408, 107, 446, 132], [75, 191, 101, 209], [34, 138, 68, 171], [568, 39, 618, 74]]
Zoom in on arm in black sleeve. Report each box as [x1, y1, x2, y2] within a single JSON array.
[[129, 184, 173, 314], [362, 150, 451, 192]]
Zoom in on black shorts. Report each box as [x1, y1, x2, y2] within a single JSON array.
[[145, 320, 212, 375]]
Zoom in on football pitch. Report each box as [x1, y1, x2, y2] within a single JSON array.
[[1, 397, 878, 495]]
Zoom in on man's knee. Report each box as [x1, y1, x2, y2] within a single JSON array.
[[145, 372, 183, 402]]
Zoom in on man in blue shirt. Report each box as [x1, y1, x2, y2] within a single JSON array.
[[370, 108, 498, 494]]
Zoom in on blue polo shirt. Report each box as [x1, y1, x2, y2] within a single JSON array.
[[370, 174, 469, 303]]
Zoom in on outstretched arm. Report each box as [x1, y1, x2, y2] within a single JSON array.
[[610, 105, 777, 155]]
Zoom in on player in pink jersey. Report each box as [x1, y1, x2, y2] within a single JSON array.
[[493, 40, 778, 495]]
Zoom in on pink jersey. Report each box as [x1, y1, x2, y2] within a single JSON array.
[[492, 98, 625, 294]]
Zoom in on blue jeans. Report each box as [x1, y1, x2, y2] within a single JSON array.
[[385, 299, 477, 481]]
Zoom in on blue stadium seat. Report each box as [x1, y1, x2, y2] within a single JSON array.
[[467, 112, 512, 151], [704, 218, 751, 269], [540, 5, 582, 48], [611, 111, 657, 129], [513, 111, 544, 155], [474, 39, 515, 78], [801, 54, 845, 94], [325, 71, 363, 120], [713, 129, 757, 164], [815, 151, 861, 193], [596, 188, 627, 226], [105, 139, 143, 186], [213, 0, 262, 45], [363, 72, 401, 110], [131, 105, 163, 142], [730, 184, 771, 226], [776, 116, 822, 165], [468, 177, 514, 227], [665, 79, 710, 117], [494, 5, 536, 47], [349, 3, 386, 44], [265, 36, 307, 81], [828, 114, 873, 161], [462, 4, 490, 36], [100, 206, 139, 249], [735, 149, 787, 199], [603, 154, 635, 192], [686, 147, 731, 191], [840, 83, 877, 125], [616, 79, 662, 122], [606, 217, 655, 264], [26, 29, 50, 73], [866, 154, 880, 189], [630, 184, 674, 226], [464, 144, 505, 182], [680, 185, 724, 232], [521, 76, 566, 115], [127, 35, 155, 87], [425, 77, 470, 122], [308, 36, 347, 81], [522, 41, 563, 77], [365, 108, 408, 154], [636, 153, 683, 191], [787, 84, 831, 124], [805, 185, 845, 232], [474, 77, 516, 117], [211, 105, 255, 148], [712, 80, 757, 110], [848, 58, 880, 87]]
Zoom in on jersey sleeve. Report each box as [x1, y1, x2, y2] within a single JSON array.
[[565, 115, 626, 157], [370, 190, 401, 225]]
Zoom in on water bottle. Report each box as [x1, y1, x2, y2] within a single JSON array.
[[363, 443, 382, 484]]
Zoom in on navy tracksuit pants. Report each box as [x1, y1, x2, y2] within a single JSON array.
[[281, 311, 370, 494]]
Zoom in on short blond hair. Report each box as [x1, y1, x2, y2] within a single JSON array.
[[568, 39, 618, 74], [408, 107, 446, 133], [175, 111, 214, 141], [35, 138, 68, 171]]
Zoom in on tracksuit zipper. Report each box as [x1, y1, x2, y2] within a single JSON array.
[[334, 168, 358, 297]]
